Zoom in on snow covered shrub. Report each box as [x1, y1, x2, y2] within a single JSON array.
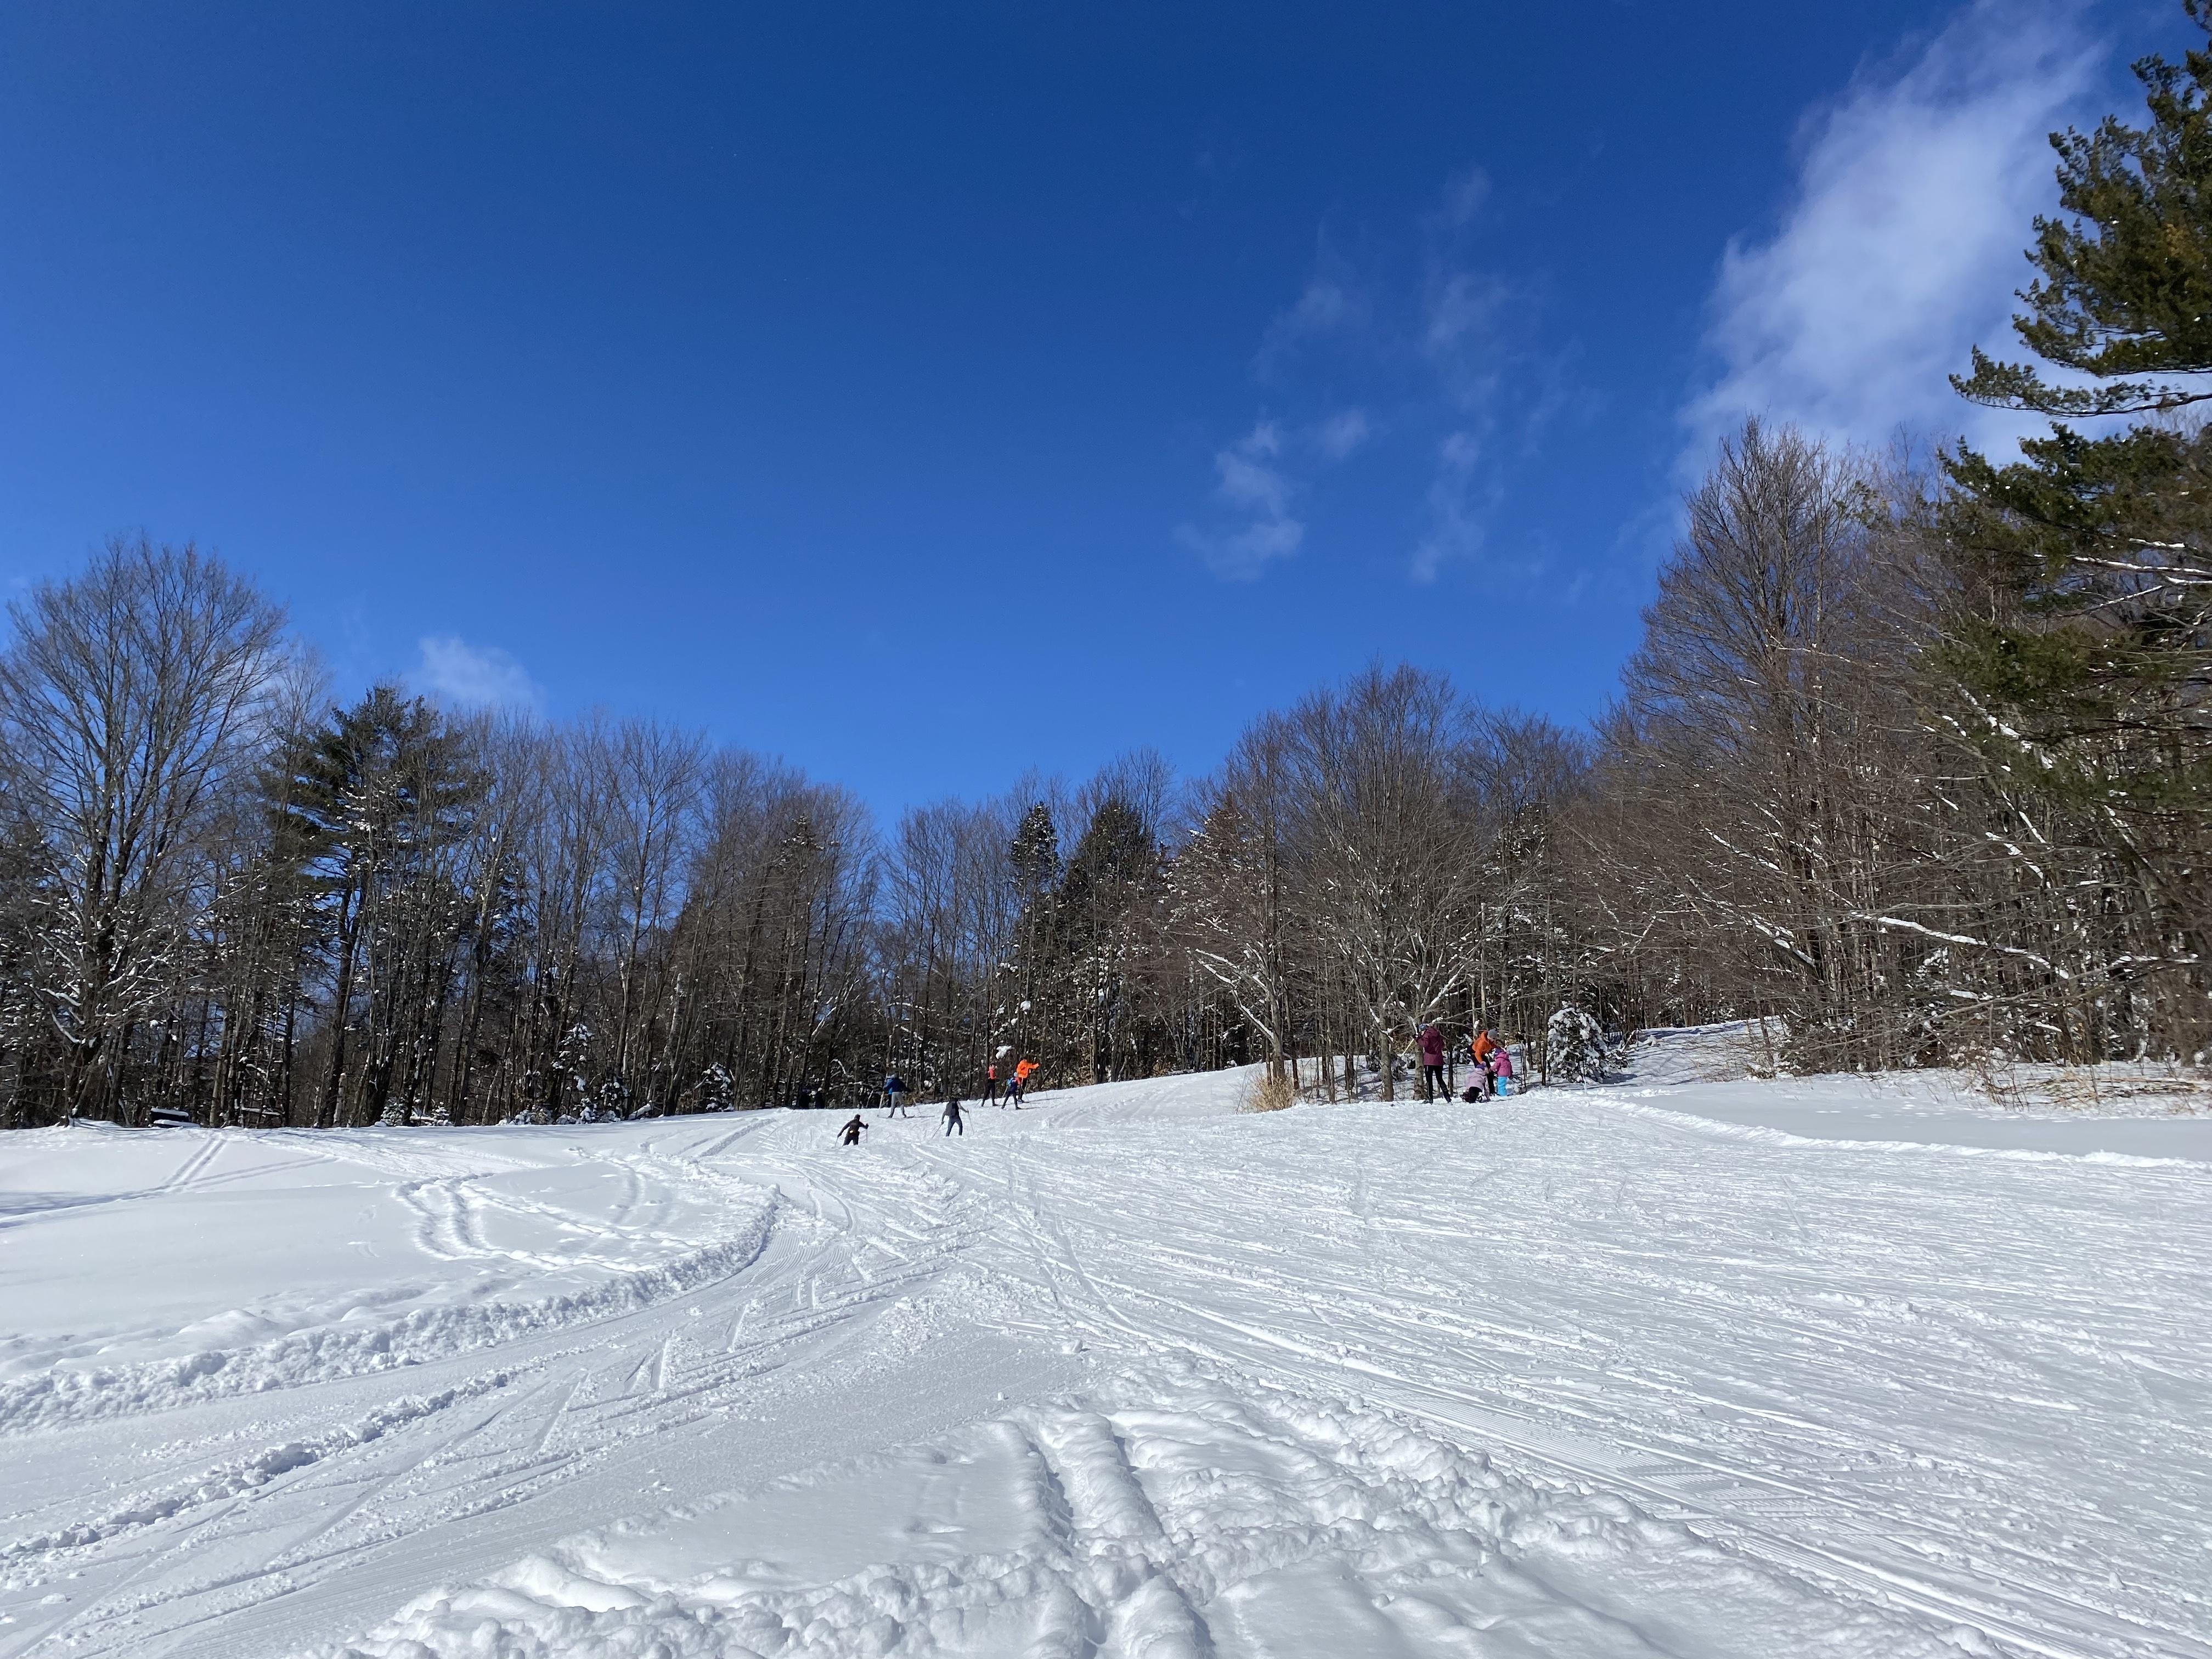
[[556, 1022, 594, 1110], [699, 1062, 733, 1112], [1241, 1068, 1297, 1113], [1546, 1005, 1609, 1084]]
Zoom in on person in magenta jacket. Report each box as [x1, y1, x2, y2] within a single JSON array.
[[1417, 1023, 1447, 1101]]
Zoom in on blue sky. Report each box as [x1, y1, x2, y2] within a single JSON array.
[[0, 1, 2166, 818]]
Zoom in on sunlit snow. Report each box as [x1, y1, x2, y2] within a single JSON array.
[[2, 1031, 2207, 1657]]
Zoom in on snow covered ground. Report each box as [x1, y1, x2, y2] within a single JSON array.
[[2, 1037, 2208, 1658]]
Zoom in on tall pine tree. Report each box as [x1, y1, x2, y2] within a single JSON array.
[[1003, 804, 1060, 1076], [1945, 1, 2212, 1050]]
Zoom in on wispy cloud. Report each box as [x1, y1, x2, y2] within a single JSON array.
[[1686, 0, 2106, 462], [1177, 411, 1381, 579], [1430, 163, 1491, 233], [415, 635, 544, 712], [1421, 269, 1511, 417], [1176, 421, 1306, 580], [1313, 408, 1373, 461], [1187, 160, 1547, 584], [1409, 168, 1520, 576], [1412, 431, 1494, 584], [1257, 266, 1367, 377]]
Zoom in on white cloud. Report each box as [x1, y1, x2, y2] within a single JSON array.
[[1313, 408, 1372, 460], [1274, 275, 1357, 339], [1686, 0, 2106, 461], [1177, 421, 1306, 581], [1178, 412, 1385, 579], [415, 635, 544, 712], [1177, 515, 1305, 580], [1434, 164, 1491, 231], [1422, 269, 1511, 414], [1407, 166, 1523, 574], [1216, 421, 1292, 514], [1256, 261, 1369, 377], [1425, 272, 1501, 352], [1194, 163, 1533, 583], [1412, 430, 1492, 583]]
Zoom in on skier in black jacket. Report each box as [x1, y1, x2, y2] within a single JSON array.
[[942, 1097, 966, 1136], [839, 1114, 866, 1146]]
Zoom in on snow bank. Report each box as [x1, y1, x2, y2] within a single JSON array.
[[1607, 1023, 2212, 1161]]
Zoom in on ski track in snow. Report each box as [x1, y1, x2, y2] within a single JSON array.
[[0, 1043, 2207, 1657]]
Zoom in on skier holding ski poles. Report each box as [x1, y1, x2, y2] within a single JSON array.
[[943, 1097, 966, 1136]]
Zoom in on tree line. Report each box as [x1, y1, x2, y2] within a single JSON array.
[[3, 11, 2209, 1128]]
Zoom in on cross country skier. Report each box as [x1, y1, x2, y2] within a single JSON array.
[[883, 1073, 911, 1117], [982, 1063, 1002, 1105], [1009, 1058, 1038, 1107], [943, 1097, 966, 1136], [839, 1114, 867, 1146]]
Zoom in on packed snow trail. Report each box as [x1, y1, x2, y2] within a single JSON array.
[[1, 1048, 2207, 1657]]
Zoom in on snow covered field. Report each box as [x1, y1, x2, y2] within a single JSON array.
[[2, 1037, 2208, 1658]]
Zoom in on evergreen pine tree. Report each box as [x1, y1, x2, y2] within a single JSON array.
[[556, 1021, 594, 1119], [699, 1060, 733, 1111], [283, 686, 483, 1127], [1059, 796, 1158, 1082], [1009, 805, 1060, 900], [1005, 804, 1061, 1072], [1954, 3, 2212, 420], [1943, 3, 2212, 797], [1940, 4, 2212, 1041], [1545, 1005, 1607, 1084]]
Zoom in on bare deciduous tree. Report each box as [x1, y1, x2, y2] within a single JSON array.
[[0, 538, 287, 1119]]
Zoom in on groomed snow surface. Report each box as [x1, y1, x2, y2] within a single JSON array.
[[2, 1032, 2208, 1658]]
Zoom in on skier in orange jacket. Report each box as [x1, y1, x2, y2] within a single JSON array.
[[1010, 1058, 1039, 1107]]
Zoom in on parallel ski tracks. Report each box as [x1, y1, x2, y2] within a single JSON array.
[[906, 1134, 2212, 1659], [0, 1119, 833, 1657], [7, 1102, 2206, 1658]]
